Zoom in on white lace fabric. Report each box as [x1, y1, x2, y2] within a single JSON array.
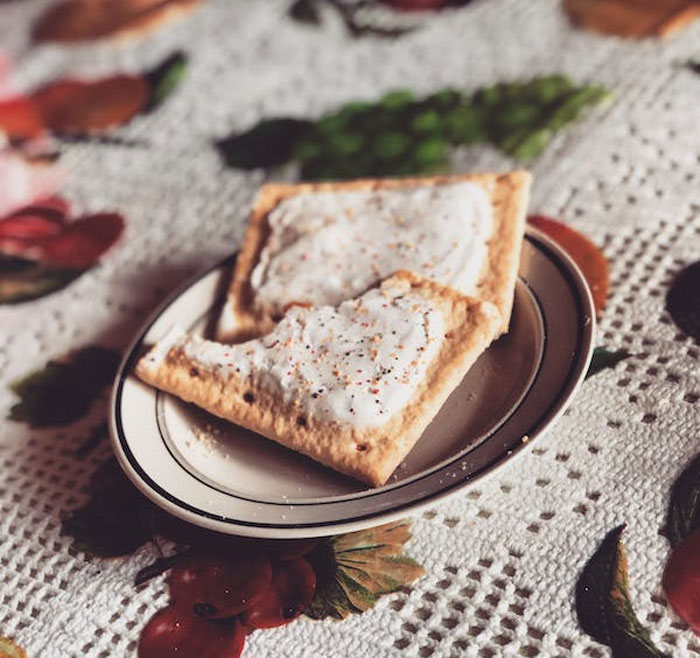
[[1, 0, 700, 656]]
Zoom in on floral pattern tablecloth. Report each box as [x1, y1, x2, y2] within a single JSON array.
[[1, 1, 700, 657]]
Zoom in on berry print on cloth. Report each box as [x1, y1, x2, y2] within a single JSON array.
[[136, 521, 422, 655], [61, 456, 424, 656], [0, 197, 124, 304]]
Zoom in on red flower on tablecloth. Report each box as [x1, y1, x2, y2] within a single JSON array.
[[0, 197, 123, 268], [0, 194, 124, 304], [0, 51, 187, 145]]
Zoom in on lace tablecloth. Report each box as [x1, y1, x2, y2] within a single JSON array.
[[1, 1, 699, 656]]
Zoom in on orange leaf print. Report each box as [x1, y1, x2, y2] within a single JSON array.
[[528, 214, 609, 315], [563, 0, 700, 38], [32, 76, 149, 135]]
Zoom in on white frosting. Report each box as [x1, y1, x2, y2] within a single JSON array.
[[250, 181, 493, 316], [141, 325, 187, 371], [155, 278, 445, 429]]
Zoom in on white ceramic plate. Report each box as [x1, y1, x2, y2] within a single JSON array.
[[110, 229, 595, 538]]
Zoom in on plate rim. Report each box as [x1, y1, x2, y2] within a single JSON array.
[[109, 228, 595, 538]]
